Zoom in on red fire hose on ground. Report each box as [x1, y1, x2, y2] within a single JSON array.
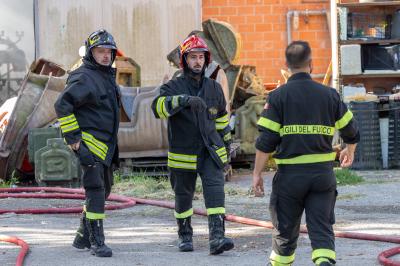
[[0, 235, 29, 266], [0, 187, 398, 266]]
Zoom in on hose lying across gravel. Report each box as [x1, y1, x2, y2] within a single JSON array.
[[0, 187, 398, 266]]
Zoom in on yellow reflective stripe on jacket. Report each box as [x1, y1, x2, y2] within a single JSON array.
[[312, 249, 336, 261], [270, 250, 295, 265], [156, 97, 170, 118], [167, 152, 197, 170], [172, 96, 180, 109], [274, 152, 336, 165], [58, 114, 76, 124], [86, 211, 105, 220], [216, 147, 227, 156], [215, 147, 228, 163], [220, 154, 228, 163], [168, 152, 197, 162], [257, 117, 281, 133], [174, 208, 193, 219], [83, 141, 106, 160], [58, 114, 80, 133], [335, 110, 353, 130], [215, 114, 229, 130], [60, 123, 79, 133], [168, 160, 197, 170], [280, 125, 335, 136], [206, 207, 225, 215], [82, 132, 108, 152], [82, 131, 108, 160]]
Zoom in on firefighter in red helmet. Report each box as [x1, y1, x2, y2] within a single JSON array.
[[151, 35, 234, 255]]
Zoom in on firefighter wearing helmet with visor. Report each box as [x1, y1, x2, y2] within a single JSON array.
[[152, 35, 234, 255], [54, 29, 121, 257]]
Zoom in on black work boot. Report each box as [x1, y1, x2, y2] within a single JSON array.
[[208, 214, 234, 255], [72, 212, 91, 249], [177, 217, 193, 252], [86, 219, 112, 257]]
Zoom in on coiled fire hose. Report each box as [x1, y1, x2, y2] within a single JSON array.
[[0, 187, 398, 266]]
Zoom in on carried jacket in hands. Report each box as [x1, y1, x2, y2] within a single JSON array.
[[151, 75, 231, 171], [54, 59, 121, 167]]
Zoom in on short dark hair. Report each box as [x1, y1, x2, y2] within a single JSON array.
[[285, 41, 312, 69]]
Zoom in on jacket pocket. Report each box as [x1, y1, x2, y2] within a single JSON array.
[[76, 142, 95, 166]]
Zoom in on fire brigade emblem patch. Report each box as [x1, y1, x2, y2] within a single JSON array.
[[208, 107, 218, 115]]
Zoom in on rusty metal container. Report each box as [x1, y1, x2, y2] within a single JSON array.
[[0, 59, 67, 179]]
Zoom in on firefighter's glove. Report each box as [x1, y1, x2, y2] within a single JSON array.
[[187, 96, 207, 112], [179, 95, 207, 112]]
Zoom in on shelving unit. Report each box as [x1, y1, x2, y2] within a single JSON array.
[[332, 1, 400, 169], [340, 39, 400, 45], [338, 1, 400, 7], [334, 0, 400, 94]]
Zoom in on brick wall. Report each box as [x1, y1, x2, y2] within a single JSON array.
[[202, 0, 331, 84]]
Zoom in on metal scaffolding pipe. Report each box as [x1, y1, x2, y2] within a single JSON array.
[[286, 9, 328, 45]]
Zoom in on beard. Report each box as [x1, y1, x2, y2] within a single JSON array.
[[190, 66, 203, 74]]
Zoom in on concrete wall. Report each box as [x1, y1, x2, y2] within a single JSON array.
[[202, 0, 331, 84], [35, 0, 201, 86]]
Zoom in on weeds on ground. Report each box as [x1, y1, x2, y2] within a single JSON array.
[[337, 193, 364, 200], [0, 174, 18, 188], [335, 168, 364, 186], [112, 171, 173, 199], [113, 171, 206, 200], [113, 171, 248, 200]]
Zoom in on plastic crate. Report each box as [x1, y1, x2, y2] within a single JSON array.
[[388, 101, 400, 168], [348, 101, 382, 170]]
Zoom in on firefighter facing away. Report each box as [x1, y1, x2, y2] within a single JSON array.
[[54, 29, 121, 257], [151, 35, 234, 254], [253, 41, 359, 266]]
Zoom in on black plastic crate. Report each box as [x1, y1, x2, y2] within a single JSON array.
[[388, 101, 400, 168], [348, 101, 382, 170]]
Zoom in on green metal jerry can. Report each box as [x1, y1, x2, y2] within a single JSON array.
[[34, 138, 81, 187]]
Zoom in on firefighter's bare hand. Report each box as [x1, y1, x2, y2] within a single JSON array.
[[69, 141, 80, 151], [252, 173, 265, 197], [339, 147, 354, 168]]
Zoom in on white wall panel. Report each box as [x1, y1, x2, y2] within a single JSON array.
[[36, 0, 201, 85]]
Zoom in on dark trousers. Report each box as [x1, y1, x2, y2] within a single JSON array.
[[81, 162, 113, 218], [270, 162, 337, 257], [170, 151, 225, 215]]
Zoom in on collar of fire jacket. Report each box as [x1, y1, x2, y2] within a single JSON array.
[[287, 72, 312, 82], [183, 72, 204, 91], [82, 57, 115, 75]]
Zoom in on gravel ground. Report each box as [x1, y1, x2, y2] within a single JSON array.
[[1, 170, 400, 265]]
